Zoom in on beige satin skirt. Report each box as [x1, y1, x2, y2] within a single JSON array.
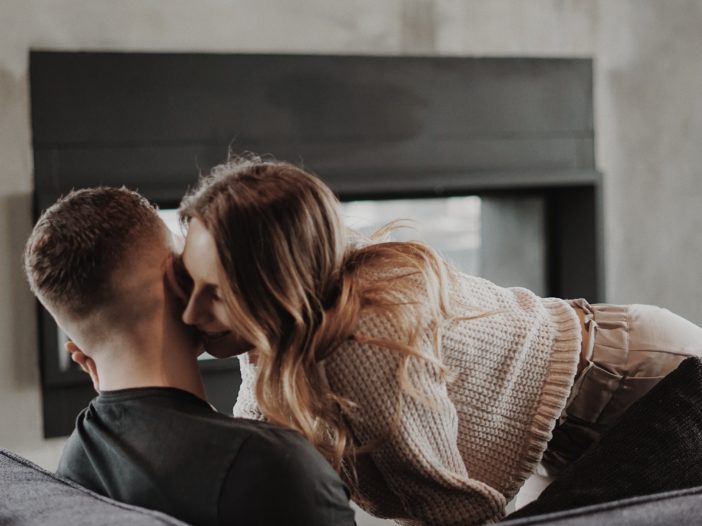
[[542, 300, 702, 473]]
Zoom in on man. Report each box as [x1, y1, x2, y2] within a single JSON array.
[[24, 187, 355, 526]]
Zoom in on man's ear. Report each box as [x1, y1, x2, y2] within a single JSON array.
[[65, 340, 100, 393]]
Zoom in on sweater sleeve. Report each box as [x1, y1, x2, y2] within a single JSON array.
[[232, 353, 265, 420], [325, 333, 507, 526]]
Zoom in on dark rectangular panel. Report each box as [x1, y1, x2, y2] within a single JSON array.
[[33, 137, 595, 198], [31, 52, 596, 200], [546, 185, 602, 302], [30, 53, 593, 162]]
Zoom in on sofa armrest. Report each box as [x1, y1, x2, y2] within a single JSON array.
[[0, 448, 188, 526]]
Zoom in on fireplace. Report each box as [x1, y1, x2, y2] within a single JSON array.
[[30, 52, 601, 437]]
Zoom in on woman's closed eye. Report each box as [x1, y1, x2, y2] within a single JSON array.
[[211, 288, 223, 302]]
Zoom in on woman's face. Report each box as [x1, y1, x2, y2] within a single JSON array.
[[176, 217, 251, 358]]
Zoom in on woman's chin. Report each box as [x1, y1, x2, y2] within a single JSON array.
[[202, 332, 251, 359]]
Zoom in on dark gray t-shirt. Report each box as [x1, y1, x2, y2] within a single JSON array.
[[57, 387, 355, 526]]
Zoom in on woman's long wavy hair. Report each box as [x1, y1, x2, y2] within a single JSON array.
[[179, 155, 463, 475]]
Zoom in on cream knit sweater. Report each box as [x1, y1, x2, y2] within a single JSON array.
[[234, 272, 582, 525]]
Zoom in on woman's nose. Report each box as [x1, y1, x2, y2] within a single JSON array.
[[182, 293, 205, 327]]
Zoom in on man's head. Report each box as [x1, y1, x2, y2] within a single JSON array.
[[25, 187, 160, 318], [24, 187, 200, 391]]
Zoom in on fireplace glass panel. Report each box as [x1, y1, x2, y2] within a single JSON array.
[[341, 195, 546, 295]]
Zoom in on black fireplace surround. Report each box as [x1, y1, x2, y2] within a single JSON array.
[[30, 52, 602, 437]]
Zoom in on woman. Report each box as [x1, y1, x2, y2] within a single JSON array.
[[173, 156, 702, 525]]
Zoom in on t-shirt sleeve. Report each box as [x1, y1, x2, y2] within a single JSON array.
[[56, 416, 106, 497], [232, 353, 265, 420], [217, 429, 355, 526], [326, 333, 507, 525]]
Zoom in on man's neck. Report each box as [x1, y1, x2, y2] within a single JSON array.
[[95, 348, 206, 401]]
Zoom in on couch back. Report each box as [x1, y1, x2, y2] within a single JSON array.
[[500, 485, 702, 525], [0, 448, 187, 526]]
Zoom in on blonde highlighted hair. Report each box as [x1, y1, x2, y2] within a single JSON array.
[[179, 155, 467, 474]]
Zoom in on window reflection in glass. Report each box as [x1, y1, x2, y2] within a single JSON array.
[[341, 196, 481, 275]]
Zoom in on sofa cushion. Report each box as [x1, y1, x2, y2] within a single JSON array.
[[499, 485, 702, 526], [0, 448, 187, 526], [507, 356, 702, 520]]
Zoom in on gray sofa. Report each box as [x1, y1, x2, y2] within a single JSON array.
[[502, 486, 702, 526], [0, 448, 186, 526], [3, 447, 702, 525]]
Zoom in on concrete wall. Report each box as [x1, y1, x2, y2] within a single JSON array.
[[596, 1, 702, 313], [1, 0, 701, 491]]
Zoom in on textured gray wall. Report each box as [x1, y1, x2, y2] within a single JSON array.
[[1, 1, 700, 495], [596, 1, 702, 317]]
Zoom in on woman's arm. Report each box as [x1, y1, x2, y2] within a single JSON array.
[[326, 336, 507, 526]]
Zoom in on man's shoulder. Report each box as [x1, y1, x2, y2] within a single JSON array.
[[56, 407, 100, 487], [233, 422, 331, 474], [219, 424, 355, 526], [59, 398, 354, 526]]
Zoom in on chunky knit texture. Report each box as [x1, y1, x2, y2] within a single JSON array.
[[234, 273, 582, 525]]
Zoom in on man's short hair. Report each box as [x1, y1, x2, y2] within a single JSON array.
[[24, 187, 162, 318]]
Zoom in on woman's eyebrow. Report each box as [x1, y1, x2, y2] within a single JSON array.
[[178, 253, 222, 291]]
